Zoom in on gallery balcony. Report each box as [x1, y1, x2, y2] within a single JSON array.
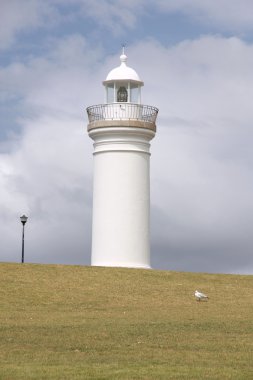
[[87, 103, 158, 132]]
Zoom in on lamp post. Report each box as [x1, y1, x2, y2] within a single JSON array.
[[20, 215, 28, 263]]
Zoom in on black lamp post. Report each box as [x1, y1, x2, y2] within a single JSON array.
[[20, 215, 28, 263]]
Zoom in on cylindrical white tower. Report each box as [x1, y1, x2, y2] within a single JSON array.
[[87, 50, 158, 268]]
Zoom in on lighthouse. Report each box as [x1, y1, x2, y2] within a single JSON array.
[[86, 49, 158, 268]]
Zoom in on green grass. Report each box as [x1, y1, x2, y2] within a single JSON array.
[[0, 263, 252, 379]]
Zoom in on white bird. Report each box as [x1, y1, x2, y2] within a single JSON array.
[[195, 290, 209, 301]]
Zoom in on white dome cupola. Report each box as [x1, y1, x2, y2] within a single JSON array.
[[103, 48, 143, 104]]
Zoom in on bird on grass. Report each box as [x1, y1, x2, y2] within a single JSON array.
[[195, 290, 209, 301]]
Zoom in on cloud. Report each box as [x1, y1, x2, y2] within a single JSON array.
[[2, 0, 253, 55], [151, 123, 253, 273], [127, 38, 253, 264], [78, 0, 142, 35], [0, 0, 146, 51], [0, 34, 99, 264], [125, 37, 253, 273], [0, 34, 103, 116], [58, 0, 253, 35], [0, 0, 60, 50], [1, 8, 253, 274], [156, 0, 253, 32], [0, 113, 93, 264]]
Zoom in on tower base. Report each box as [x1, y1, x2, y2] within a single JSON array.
[[89, 125, 155, 269]]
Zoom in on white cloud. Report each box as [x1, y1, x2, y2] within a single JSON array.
[[0, 34, 103, 113], [130, 36, 253, 124], [0, 0, 60, 50]]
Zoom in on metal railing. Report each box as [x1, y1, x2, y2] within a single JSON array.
[[87, 103, 158, 124]]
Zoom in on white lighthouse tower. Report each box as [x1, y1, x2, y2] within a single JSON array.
[[87, 49, 158, 268]]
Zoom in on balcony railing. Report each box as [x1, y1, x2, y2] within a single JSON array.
[[87, 103, 158, 124]]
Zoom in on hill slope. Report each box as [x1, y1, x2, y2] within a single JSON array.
[[0, 263, 252, 379]]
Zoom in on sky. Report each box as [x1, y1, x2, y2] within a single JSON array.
[[1, 0, 253, 274]]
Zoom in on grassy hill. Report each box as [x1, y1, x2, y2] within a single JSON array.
[[0, 263, 252, 379]]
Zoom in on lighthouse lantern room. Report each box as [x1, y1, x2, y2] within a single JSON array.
[[103, 50, 143, 104]]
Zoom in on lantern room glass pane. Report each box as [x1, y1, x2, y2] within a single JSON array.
[[130, 85, 139, 103], [106, 84, 114, 103]]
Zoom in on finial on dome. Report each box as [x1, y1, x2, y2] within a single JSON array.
[[120, 43, 127, 64]]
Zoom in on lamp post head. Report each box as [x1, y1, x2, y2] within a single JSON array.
[[20, 215, 28, 225]]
